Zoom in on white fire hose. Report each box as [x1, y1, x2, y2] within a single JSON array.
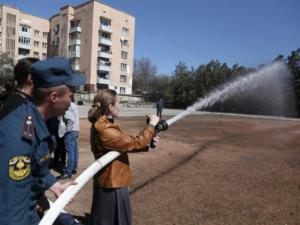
[[40, 120, 171, 225], [39, 151, 121, 225]]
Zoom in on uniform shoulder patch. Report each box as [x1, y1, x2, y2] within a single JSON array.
[[9, 155, 31, 181]]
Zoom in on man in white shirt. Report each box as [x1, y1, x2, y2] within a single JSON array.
[[57, 100, 80, 179]]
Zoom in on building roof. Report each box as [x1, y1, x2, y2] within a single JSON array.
[[49, 0, 134, 20], [0, 3, 49, 21]]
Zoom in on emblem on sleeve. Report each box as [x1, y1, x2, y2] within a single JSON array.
[[9, 155, 31, 181]]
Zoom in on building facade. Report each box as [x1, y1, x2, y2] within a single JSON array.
[[0, 4, 49, 62], [49, 0, 135, 94]]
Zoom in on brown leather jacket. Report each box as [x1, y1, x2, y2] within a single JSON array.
[[90, 116, 155, 188]]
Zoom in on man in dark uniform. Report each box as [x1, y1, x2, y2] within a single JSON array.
[[156, 98, 164, 118], [0, 57, 85, 225]]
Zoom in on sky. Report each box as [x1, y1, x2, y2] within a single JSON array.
[[1, 0, 300, 74]]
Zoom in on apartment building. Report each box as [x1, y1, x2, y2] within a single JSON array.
[[49, 0, 135, 94], [0, 4, 49, 62]]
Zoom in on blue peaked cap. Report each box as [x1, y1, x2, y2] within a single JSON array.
[[31, 57, 85, 88]]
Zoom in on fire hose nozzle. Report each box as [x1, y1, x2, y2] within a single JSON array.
[[155, 120, 168, 133], [147, 119, 168, 149]]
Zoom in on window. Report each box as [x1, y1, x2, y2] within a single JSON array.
[[42, 53, 47, 60], [121, 51, 128, 59], [69, 45, 80, 52], [99, 44, 110, 53], [120, 87, 126, 94], [33, 52, 39, 58], [69, 32, 80, 40], [70, 58, 80, 70], [53, 25, 59, 35], [100, 17, 111, 26], [122, 27, 129, 35], [21, 26, 29, 33], [43, 32, 48, 38], [42, 42, 47, 48], [70, 58, 80, 65], [100, 31, 111, 39], [70, 20, 81, 28], [121, 63, 127, 71], [34, 30, 39, 37], [19, 37, 30, 45], [98, 71, 110, 79], [53, 37, 60, 46], [34, 41, 39, 47], [98, 57, 111, 66], [121, 39, 129, 47], [120, 75, 127, 83], [18, 48, 29, 55], [69, 45, 75, 52]]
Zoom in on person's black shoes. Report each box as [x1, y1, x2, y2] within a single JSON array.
[[56, 172, 72, 180], [71, 170, 77, 175]]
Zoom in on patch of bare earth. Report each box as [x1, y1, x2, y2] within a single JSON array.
[[48, 115, 300, 225]]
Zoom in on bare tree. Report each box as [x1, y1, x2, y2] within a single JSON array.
[[133, 57, 157, 93], [0, 52, 14, 87]]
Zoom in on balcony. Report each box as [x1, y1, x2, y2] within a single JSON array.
[[98, 51, 112, 59], [100, 25, 112, 33], [99, 37, 112, 46], [19, 43, 31, 50], [69, 26, 81, 33], [69, 39, 81, 46], [97, 62, 111, 72], [19, 31, 31, 38], [68, 50, 80, 58], [98, 77, 111, 85]]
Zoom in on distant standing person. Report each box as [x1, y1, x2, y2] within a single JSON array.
[[156, 98, 164, 118], [57, 100, 80, 179]]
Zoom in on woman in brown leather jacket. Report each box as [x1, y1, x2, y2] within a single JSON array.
[[88, 89, 160, 225]]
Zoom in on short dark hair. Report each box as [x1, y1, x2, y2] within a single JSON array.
[[32, 85, 68, 106], [14, 57, 39, 88]]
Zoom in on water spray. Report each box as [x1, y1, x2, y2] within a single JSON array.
[[39, 61, 290, 225]]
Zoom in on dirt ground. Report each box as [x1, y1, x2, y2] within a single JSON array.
[[49, 114, 300, 225]]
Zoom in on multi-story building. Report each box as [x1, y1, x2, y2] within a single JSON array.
[[49, 0, 135, 94], [0, 4, 49, 62]]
